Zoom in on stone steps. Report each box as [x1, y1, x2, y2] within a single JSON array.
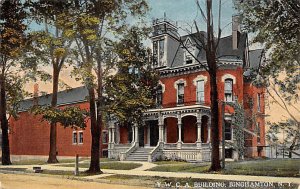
[[126, 147, 153, 162]]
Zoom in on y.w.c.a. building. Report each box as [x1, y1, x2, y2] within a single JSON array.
[[108, 17, 266, 162], [8, 16, 265, 162]]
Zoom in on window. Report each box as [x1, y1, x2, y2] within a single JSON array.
[[177, 83, 184, 104], [257, 122, 261, 143], [72, 132, 77, 144], [153, 39, 165, 67], [257, 93, 261, 112], [225, 79, 233, 102], [185, 51, 193, 64], [196, 80, 205, 103], [157, 85, 163, 106], [225, 120, 232, 140], [153, 41, 158, 66], [102, 131, 108, 144], [78, 131, 83, 144]]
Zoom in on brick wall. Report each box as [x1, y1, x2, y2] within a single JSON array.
[[9, 102, 108, 158]]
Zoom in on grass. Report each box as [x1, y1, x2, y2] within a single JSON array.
[[99, 175, 299, 189], [56, 162, 142, 170], [223, 159, 300, 177], [148, 159, 300, 177], [148, 163, 210, 173]]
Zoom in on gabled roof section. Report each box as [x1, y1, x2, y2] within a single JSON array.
[[249, 49, 264, 69], [18, 86, 88, 112]]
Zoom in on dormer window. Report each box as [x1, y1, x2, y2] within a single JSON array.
[[183, 38, 198, 65]]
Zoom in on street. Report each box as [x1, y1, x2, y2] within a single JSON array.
[[0, 173, 152, 189]]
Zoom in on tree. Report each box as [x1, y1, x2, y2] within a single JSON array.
[[235, 0, 300, 156], [104, 26, 159, 126], [0, 0, 27, 165], [26, 0, 77, 163], [171, 0, 223, 171], [68, 0, 149, 173]]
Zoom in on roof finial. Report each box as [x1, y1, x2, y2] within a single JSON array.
[[164, 12, 166, 21]]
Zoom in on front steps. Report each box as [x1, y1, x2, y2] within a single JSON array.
[[126, 147, 153, 161]]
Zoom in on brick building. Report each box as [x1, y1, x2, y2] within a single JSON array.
[[9, 16, 265, 162], [108, 16, 266, 162], [9, 86, 108, 160]]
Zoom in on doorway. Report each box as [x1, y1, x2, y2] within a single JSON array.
[[138, 127, 144, 147]]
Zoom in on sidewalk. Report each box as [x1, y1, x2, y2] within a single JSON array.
[[1, 161, 299, 185]]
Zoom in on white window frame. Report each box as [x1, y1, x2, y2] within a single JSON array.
[[177, 83, 185, 105], [72, 131, 78, 144], [257, 93, 261, 112], [78, 131, 84, 144], [224, 120, 233, 141], [102, 131, 108, 144], [224, 79, 233, 102], [196, 80, 205, 103], [257, 122, 261, 144]]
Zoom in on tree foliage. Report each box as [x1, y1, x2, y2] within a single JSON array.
[[104, 26, 159, 126], [31, 105, 89, 129], [0, 0, 28, 165], [235, 0, 300, 102]]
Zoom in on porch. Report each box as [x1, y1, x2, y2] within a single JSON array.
[[108, 104, 212, 162]]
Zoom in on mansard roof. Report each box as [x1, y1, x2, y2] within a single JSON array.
[[169, 32, 248, 68], [18, 86, 88, 112]]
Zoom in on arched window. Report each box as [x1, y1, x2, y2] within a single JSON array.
[[224, 79, 233, 102], [157, 85, 163, 106]]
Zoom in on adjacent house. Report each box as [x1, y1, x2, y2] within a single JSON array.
[[9, 86, 108, 160]]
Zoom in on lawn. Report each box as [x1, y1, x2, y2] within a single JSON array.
[[148, 162, 210, 173], [56, 162, 142, 170], [223, 159, 300, 177], [148, 159, 300, 177], [11, 158, 86, 165]]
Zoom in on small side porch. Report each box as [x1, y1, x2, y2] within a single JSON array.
[[108, 105, 213, 162]]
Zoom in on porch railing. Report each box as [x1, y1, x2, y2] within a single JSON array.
[[119, 142, 138, 161]]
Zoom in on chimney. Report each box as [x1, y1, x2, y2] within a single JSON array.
[[232, 15, 241, 50], [33, 83, 39, 105]]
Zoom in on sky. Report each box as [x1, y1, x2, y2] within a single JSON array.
[[147, 0, 235, 37], [26, 0, 240, 94]]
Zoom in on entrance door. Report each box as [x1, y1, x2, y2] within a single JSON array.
[[150, 120, 159, 146], [138, 127, 144, 147]]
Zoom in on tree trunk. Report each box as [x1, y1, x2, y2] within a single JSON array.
[[47, 68, 59, 163], [87, 86, 102, 173], [208, 64, 221, 171], [0, 75, 11, 165], [206, 0, 221, 171]]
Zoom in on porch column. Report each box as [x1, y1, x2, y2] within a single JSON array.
[[108, 128, 112, 144], [196, 112, 202, 148], [207, 118, 211, 143], [177, 114, 182, 149], [134, 124, 139, 144], [158, 114, 164, 143], [131, 125, 135, 143], [112, 125, 116, 144]]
